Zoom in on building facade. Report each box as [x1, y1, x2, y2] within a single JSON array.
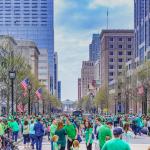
[[0, 0, 54, 91], [78, 78, 81, 101], [89, 34, 100, 62], [38, 49, 50, 91], [134, 0, 150, 63], [54, 52, 58, 98], [58, 81, 61, 101], [81, 61, 94, 97], [100, 30, 134, 88]]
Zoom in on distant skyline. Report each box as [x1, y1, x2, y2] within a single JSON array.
[[55, 0, 134, 101]]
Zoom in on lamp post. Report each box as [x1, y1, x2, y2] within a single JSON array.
[[114, 96, 117, 115], [27, 81, 32, 115], [9, 71, 16, 115]]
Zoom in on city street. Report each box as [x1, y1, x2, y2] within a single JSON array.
[[18, 135, 150, 150]]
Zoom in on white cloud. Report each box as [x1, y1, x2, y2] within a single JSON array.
[[89, 0, 133, 9]]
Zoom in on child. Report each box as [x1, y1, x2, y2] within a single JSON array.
[[52, 135, 59, 150], [71, 140, 80, 150]]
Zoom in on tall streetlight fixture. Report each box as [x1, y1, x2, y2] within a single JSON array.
[[9, 71, 16, 115], [27, 81, 32, 115]]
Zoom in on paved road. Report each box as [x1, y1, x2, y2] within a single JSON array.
[[18, 135, 150, 150]]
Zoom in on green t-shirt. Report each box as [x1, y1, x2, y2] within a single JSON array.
[[64, 123, 76, 140], [85, 128, 93, 144], [11, 121, 19, 132], [101, 139, 131, 150], [50, 124, 57, 139], [98, 125, 112, 149], [0, 123, 4, 136]]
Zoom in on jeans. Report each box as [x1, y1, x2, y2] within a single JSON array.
[[35, 136, 43, 150], [67, 140, 73, 150], [23, 134, 30, 144], [12, 131, 18, 142], [86, 143, 92, 150], [30, 134, 35, 149]]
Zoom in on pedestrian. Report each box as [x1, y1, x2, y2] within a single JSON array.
[[34, 117, 44, 150], [101, 127, 131, 150], [50, 119, 57, 150], [147, 117, 150, 136], [29, 119, 35, 149], [64, 118, 78, 150], [98, 121, 112, 149], [84, 121, 93, 150], [23, 120, 30, 149], [10, 118, 20, 142], [55, 121, 66, 150]]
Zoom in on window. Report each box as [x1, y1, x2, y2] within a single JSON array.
[[118, 37, 122, 41], [128, 45, 132, 49], [109, 65, 114, 69], [109, 51, 113, 55], [128, 51, 132, 55], [128, 38, 132, 41], [109, 72, 114, 76], [118, 65, 122, 69], [118, 51, 123, 55], [118, 58, 123, 62], [118, 45, 123, 49], [110, 45, 113, 48], [109, 58, 113, 62], [109, 37, 113, 41]]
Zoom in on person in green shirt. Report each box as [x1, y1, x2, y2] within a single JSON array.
[[102, 127, 131, 150], [64, 118, 78, 150], [0, 119, 4, 136], [10, 118, 20, 142], [98, 121, 112, 149], [50, 119, 57, 150], [84, 121, 93, 150]]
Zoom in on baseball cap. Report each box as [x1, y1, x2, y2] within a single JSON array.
[[113, 127, 124, 135]]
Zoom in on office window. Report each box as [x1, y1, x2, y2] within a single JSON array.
[[109, 37, 113, 41], [128, 45, 132, 49], [109, 72, 114, 76], [109, 65, 114, 69], [109, 51, 113, 55], [109, 58, 113, 62], [118, 65, 122, 69], [118, 58, 123, 62], [118, 45, 123, 49], [110, 44, 113, 48], [128, 51, 132, 55], [128, 38, 132, 41], [118, 37, 122, 41], [118, 51, 123, 55]]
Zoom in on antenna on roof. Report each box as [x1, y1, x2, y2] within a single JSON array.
[[107, 8, 109, 29]]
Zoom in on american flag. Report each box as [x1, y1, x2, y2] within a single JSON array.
[[21, 78, 29, 90], [35, 88, 42, 99]]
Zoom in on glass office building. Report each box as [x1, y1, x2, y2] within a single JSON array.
[[134, 0, 150, 63], [0, 0, 54, 91]]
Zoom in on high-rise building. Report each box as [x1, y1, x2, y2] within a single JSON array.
[[81, 61, 94, 97], [38, 49, 50, 91], [58, 81, 61, 101], [89, 34, 100, 62], [100, 30, 134, 88], [78, 78, 81, 101], [134, 0, 150, 63], [0, 0, 54, 91], [54, 52, 58, 97]]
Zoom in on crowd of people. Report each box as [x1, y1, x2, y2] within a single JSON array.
[[0, 113, 150, 150]]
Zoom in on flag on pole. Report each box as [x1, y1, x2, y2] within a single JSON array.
[[21, 78, 29, 90], [35, 88, 42, 99]]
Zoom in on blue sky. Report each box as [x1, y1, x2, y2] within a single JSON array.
[[55, 0, 134, 101]]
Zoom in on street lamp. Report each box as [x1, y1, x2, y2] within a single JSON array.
[[27, 81, 32, 115], [9, 71, 16, 115], [114, 96, 117, 115]]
